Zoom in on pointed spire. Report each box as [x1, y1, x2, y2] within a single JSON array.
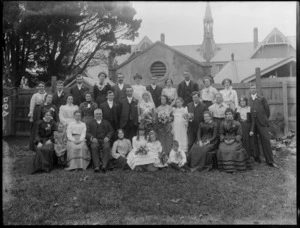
[[204, 2, 213, 22]]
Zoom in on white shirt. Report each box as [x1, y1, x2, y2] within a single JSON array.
[[151, 84, 157, 90], [96, 120, 102, 125], [118, 83, 124, 90], [194, 102, 199, 108], [251, 94, 257, 100], [127, 97, 133, 104], [77, 84, 82, 90], [185, 80, 190, 87], [107, 100, 113, 108], [57, 90, 63, 97], [168, 149, 187, 166]]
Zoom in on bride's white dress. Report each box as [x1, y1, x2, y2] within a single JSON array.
[[172, 107, 188, 153]]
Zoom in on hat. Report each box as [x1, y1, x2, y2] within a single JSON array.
[[222, 78, 232, 86]]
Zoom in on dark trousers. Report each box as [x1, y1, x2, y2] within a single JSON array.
[[90, 141, 111, 169], [188, 130, 197, 152], [123, 120, 138, 143], [253, 123, 274, 164]]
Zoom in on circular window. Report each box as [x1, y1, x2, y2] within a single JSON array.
[[150, 61, 166, 77]]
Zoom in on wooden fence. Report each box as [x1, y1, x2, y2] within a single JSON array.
[[2, 78, 296, 136]]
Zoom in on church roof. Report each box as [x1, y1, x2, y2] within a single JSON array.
[[214, 56, 295, 83]]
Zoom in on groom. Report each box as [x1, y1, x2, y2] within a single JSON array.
[[177, 71, 199, 107], [187, 91, 208, 151]]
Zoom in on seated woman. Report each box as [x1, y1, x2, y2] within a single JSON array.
[[110, 129, 132, 170], [79, 91, 98, 123], [32, 111, 57, 174], [217, 108, 251, 174], [127, 125, 156, 171], [188, 111, 218, 172], [65, 110, 91, 171]]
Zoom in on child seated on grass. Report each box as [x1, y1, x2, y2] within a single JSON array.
[[54, 122, 67, 168], [168, 140, 188, 172]]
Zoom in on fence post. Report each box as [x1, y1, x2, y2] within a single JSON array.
[[11, 89, 17, 136], [51, 76, 57, 94], [255, 67, 262, 95], [282, 81, 289, 135]]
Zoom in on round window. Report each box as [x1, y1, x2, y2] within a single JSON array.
[[150, 61, 166, 77]]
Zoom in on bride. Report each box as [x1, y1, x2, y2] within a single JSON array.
[[138, 91, 155, 133]]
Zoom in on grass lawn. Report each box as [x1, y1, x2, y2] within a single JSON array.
[[3, 136, 297, 225]]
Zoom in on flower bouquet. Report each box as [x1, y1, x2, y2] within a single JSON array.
[[157, 111, 173, 124], [139, 112, 154, 132], [135, 145, 149, 155], [183, 113, 194, 121]]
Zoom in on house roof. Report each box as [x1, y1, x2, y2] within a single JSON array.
[[249, 28, 295, 59], [113, 41, 207, 70], [214, 57, 295, 83], [171, 45, 206, 62]]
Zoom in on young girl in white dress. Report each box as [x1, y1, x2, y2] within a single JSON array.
[[172, 97, 189, 153]]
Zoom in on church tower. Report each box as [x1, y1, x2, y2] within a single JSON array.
[[200, 2, 217, 62]]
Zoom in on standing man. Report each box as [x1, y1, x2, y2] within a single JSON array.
[[200, 75, 218, 108], [52, 80, 67, 110], [146, 75, 162, 108], [70, 75, 89, 106], [112, 73, 131, 104], [86, 109, 114, 173], [119, 86, 139, 142], [248, 83, 278, 168], [187, 91, 208, 151], [100, 90, 120, 144], [177, 71, 199, 107]]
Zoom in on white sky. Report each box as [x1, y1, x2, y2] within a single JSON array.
[[120, 1, 297, 46]]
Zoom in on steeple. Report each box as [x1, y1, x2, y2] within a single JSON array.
[[200, 2, 217, 62]]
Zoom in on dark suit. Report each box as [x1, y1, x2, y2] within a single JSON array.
[[249, 94, 273, 164], [112, 83, 131, 104], [177, 80, 199, 107], [52, 90, 67, 109], [100, 101, 119, 143], [70, 84, 89, 106], [119, 97, 139, 142], [86, 119, 114, 169], [146, 85, 162, 108], [187, 101, 208, 151]]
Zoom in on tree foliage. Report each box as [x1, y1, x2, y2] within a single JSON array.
[[3, 1, 141, 87]]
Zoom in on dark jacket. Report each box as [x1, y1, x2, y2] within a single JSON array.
[[119, 97, 139, 129], [35, 119, 57, 145], [248, 95, 270, 127], [70, 84, 89, 106], [85, 118, 114, 143], [187, 101, 208, 133], [52, 90, 67, 109], [93, 83, 112, 107], [146, 85, 163, 108], [177, 80, 199, 106], [112, 83, 131, 104], [100, 101, 119, 130]]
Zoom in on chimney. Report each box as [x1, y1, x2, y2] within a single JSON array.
[[231, 53, 234, 61], [253, 27, 258, 49], [160, 33, 165, 44]]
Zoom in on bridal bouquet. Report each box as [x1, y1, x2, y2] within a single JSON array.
[[135, 145, 149, 155], [183, 113, 194, 121], [157, 111, 173, 124]]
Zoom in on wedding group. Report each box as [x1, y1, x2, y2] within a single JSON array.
[[28, 70, 278, 175]]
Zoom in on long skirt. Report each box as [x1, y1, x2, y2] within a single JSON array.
[[217, 141, 251, 173], [65, 136, 91, 170], [29, 105, 41, 151], [109, 156, 128, 169], [127, 151, 159, 170], [188, 142, 218, 169], [32, 143, 54, 173], [155, 123, 173, 155], [240, 121, 255, 158]]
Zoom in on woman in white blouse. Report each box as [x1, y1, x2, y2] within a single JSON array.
[[132, 73, 147, 102], [161, 79, 178, 107], [65, 110, 91, 171], [59, 95, 79, 127], [219, 78, 238, 111]]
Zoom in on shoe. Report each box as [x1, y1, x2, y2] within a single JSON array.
[[268, 163, 279, 169], [94, 167, 100, 173], [101, 166, 107, 173]]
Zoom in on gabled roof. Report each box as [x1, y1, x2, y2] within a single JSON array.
[[214, 57, 295, 83], [114, 41, 207, 70], [249, 28, 295, 59], [130, 36, 153, 54], [172, 45, 206, 62]]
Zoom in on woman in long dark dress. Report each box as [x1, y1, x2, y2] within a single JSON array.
[[93, 72, 112, 107], [188, 111, 218, 172], [32, 111, 57, 173], [36, 93, 59, 122], [28, 81, 48, 151], [217, 108, 251, 174], [155, 95, 174, 155], [79, 91, 98, 123], [235, 96, 255, 161]]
